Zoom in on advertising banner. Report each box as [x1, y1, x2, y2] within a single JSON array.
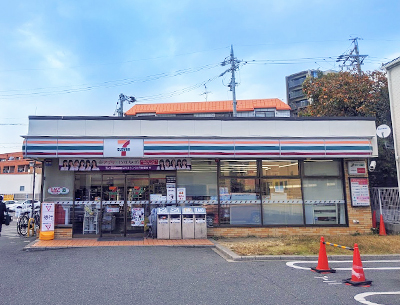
[[131, 208, 144, 226], [350, 178, 370, 206], [59, 158, 191, 171]]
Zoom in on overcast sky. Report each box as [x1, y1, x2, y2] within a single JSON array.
[[1, 0, 400, 153]]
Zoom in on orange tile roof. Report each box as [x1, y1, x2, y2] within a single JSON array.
[[125, 98, 290, 116]]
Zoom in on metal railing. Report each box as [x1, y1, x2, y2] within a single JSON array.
[[370, 187, 400, 223]]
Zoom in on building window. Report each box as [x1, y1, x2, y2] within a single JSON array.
[[20, 186, 25, 191], [216, 159, 347, 227], [262, 160, 299, 176], [18, 165, 25, 172], [302, 160, 345, 225], [261, 178, 303, 225], [219, 177, 261, 225], [220, 160, 257, 177], [261, 160, 303, 225], [177, 160, 218, 227]]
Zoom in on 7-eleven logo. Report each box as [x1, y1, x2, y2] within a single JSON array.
[[117, 140, 131, 156]]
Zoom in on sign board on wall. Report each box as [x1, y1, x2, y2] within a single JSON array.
[[48, 187, 69, 195], [59, 158, 191, 171], [350, 178, 370, 207], [348, 161, 367, 175], [103, 139, 144, 158]]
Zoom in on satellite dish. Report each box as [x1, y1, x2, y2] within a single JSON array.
[[376, 124, 391, 138]]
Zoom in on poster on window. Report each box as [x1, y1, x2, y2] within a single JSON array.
[[167, 188, 176, 201], [59, 158, 191, 171], [131, 208, 144, 226], [350, 178, 370, 207], [177, 188, 186, 201]]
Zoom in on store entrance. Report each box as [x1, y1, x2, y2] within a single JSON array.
[[74, 172, 172, 238], [101, 174, 149, 238]]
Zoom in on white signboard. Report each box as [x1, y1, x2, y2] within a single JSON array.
[[103, 139, 144, 158], [177, 188, 186, 201], [350, 178, 370, 207], [48, 187, 69, 195], [167, 188, 176, 201], [348, 161, 367, 175], [41, 203, 55, 231]]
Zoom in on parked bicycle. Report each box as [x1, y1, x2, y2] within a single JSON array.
[[17, 210, 40, 236]]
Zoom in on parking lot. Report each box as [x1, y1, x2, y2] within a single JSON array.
[[1, 220, 399, 305]]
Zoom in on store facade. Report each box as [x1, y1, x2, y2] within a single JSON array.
[[23, 116, 377, 238]]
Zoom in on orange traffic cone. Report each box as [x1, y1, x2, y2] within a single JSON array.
[[311, 236, 336, 273], [343, 243, 372, 287], [379, 214, 387, 236], [372, 211, 377, 228]]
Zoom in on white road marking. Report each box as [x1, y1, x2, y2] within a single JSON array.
[[286, 260, 400, 271], [354, 292, 400, 305]]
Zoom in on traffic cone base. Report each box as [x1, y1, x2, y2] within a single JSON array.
[[311, 267, 336, 273], [343, 243, 372, 287], [311, 236, 336, 274], [343, 278, 372, 287]]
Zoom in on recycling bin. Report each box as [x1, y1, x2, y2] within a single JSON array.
[[168, 206, 182, 239], [182, 207, 195, 239], [194, 207, 207, 239], [157, 207, 169, 239]]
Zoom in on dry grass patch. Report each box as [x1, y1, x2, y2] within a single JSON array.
[[217, 235, 400, 256]]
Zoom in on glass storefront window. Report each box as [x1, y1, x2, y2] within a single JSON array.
[[303, 178, 345, 225], [74, 174, 102, 235], [304, 160, 341, 176], [219, 178, 261, 225], [177, 160, 217, 200], [261, 179, 303, 225], [262, 160, 299, 176], [220, 160, 257, 177], [177, 160, 218, 227]]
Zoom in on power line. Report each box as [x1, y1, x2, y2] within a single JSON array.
[[0, 63, 221, 99]]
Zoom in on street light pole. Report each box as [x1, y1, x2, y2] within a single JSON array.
[[30, 161, 36, 218]]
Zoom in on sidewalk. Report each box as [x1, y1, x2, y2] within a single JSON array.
[[25, 238, 215, 251]]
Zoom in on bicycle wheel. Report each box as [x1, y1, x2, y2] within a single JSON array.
[[17, 215, 29, 236], [34, 213, 40, 233]]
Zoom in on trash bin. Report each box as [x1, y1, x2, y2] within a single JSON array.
[[182, 207, 195, 239], [168, 206, 182, 239], [157, 207, 169, 239], [194, 207, 207, 239]]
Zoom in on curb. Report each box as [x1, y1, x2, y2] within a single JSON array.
[[212, 241, 400, 261], [23, 240, 216, 251]]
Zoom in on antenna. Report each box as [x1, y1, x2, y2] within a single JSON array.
[[116, 93, 136, 117], [200, 84, 211, 101]]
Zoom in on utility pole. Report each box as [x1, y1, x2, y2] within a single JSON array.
[[336, 37, 367, 75], [220, 45, 241, 117], [116, 94, 136, 117]]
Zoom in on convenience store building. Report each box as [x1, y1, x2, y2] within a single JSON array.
[[23, 115, 377, 239]]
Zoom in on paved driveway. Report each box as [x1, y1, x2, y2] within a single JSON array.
[[1, 222, 399, 305]]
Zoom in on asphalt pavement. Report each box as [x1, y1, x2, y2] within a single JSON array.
[[1, 221, 400, 305]]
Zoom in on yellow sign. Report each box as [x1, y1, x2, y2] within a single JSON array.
[[3, 194, 14, 201]]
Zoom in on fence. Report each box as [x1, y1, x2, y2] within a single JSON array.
[[370, 187, 400, 223]]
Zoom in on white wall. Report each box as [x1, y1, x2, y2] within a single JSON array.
[[386, 58, 400, 189], [0, 174, 42, 199]]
